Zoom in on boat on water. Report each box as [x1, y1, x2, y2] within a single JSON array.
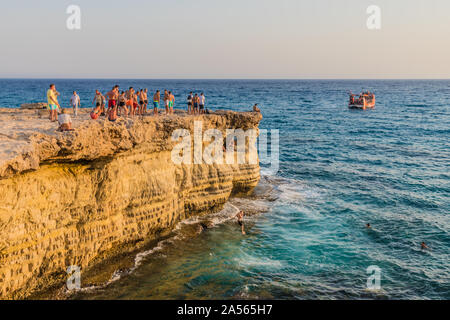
[[348, 91, 375, 110]]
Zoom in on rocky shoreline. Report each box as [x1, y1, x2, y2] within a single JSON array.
[[0, 108, 262, 299]]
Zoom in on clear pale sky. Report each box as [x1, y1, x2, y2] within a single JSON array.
[[1, 0, 449, 79]]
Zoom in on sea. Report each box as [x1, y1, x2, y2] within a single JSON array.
[[1, 79, 449, 299]]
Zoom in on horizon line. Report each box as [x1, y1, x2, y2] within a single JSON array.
[[0, 77, 449, 81]]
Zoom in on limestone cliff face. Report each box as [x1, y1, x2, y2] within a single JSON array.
[[0, 110, 262, 299]]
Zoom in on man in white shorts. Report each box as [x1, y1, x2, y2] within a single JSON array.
[[70, 91, 81, 117]]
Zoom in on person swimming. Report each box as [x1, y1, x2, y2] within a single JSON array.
[[366, 223, 371, 229], [421, 242, 429, 250], [236, 210, 246, 235]]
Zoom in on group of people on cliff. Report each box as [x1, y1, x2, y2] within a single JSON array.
[[46, 84, 213, 131], [88, 87, 208, 119], [47, 84, 261, 133]]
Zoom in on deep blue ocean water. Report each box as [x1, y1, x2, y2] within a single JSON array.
[[1, 79, 449, 299]]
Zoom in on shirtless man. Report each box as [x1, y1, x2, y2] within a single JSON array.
[[153, 90, 160, 116], [133, 89, 139, 115], [142, 89, 148, 114], [105, 86, 119, 114], [168, 91, 175, 114], [193, 93, 199, 115], [163, 90, 169, 115], [236, 211, 246, 235], [139, 89, 146, 115], [108, 104, 118, 122]]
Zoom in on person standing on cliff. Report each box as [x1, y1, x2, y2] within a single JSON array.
[[143, 89, 148, 114], [105, 86, 119, 115], [163, 90, 169, 115], [47, 84, 60, 122], [70, 91, 80, 117], [236, 211, 246, 235], [117, 91, 128, 117], [199, 93, 206, 114], [153, 90, 160, 116], [187, 92, 193, 114], [125, 87, 133, 116], [168, 91, 175, 114], [92, 90, 105, 116]]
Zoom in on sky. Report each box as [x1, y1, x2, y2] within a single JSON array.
[[0, 0, 449, 79]]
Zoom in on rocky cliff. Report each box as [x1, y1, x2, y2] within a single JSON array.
[[0, 109, 262, 299]]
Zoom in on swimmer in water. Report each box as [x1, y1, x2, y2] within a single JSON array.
[[421, 242, 429, 250], [236, 211, 246, 235], [366, 223, 371, 229]]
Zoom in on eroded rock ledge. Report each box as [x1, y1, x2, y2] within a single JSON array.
[[0, 108, 262, 299]]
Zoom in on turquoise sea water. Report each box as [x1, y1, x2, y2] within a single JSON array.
[[1, 79, 449, 299]]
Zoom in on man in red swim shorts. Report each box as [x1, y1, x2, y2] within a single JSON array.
[[105, 86, 119, 114]]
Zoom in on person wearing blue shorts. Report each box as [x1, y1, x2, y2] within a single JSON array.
[[47, 84, 60, 122], [153, 90, 160, 116]]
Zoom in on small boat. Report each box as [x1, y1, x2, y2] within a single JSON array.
[[348, 91, 375, 110]]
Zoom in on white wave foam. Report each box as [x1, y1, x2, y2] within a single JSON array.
[[68, 188, 276, 295], [278, 183, 323, 202], [234, 252, 283, 268], [260, 167, 276, 177], [262, 173, 324, 201], [130, 203, 241, 271]]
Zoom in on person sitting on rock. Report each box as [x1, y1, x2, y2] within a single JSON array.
[[108, 105, 118, 122], [57, 108, 74, 131], [90, 104, 101, 120], [252, 104, 261, 112]]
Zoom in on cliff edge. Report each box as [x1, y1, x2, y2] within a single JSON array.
[[0, 108, 262, 299]]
